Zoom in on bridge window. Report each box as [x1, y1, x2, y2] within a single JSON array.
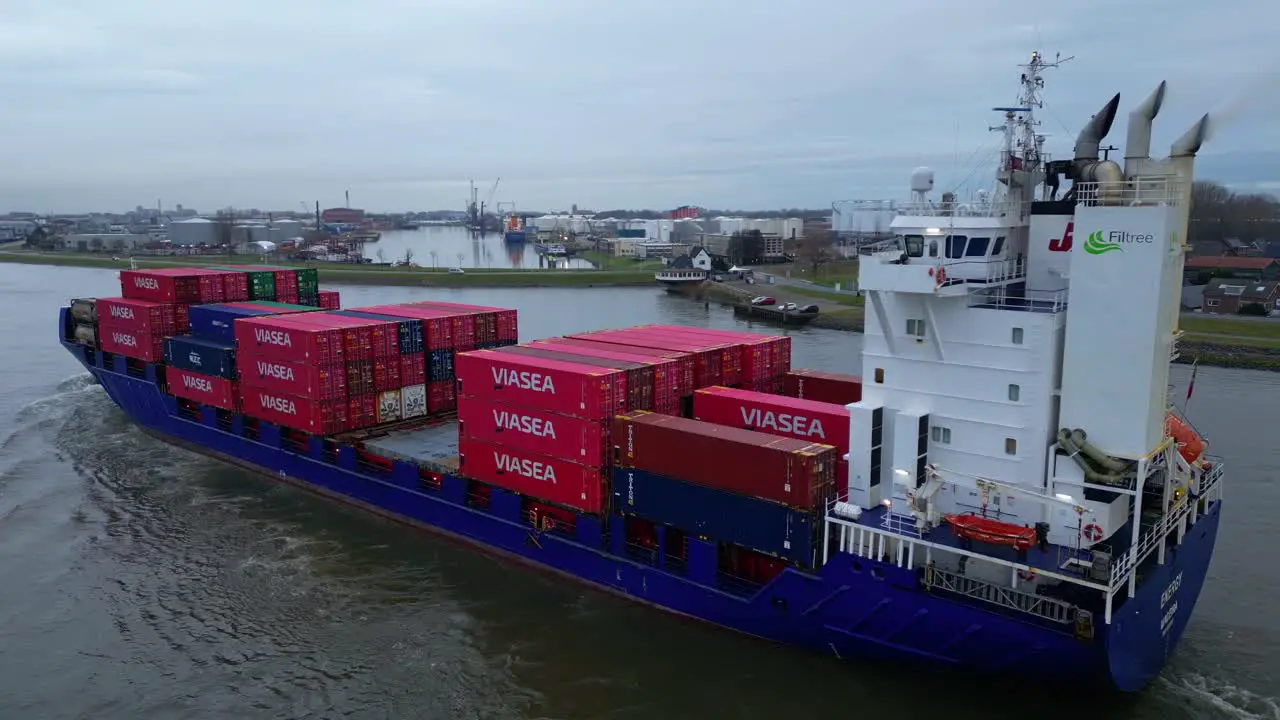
[[905, 318, 926, 337], [928, 239, 938, 257], [992, 236, 1006, 255], [1005, 438, 1018, 455], [1008, 384, 1021, 401], [945, 235, 968, 258], [904, 235, 924, 258], [965, 237, 991, 257], [931, 426, 952, 444], [1011, 327, 1024, 344]]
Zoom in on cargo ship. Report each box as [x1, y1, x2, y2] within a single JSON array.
[[58, 52, 1223, 692]]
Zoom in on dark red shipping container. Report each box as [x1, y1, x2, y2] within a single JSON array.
[[427, 380, 456, 412], [613, 411, 837, 510], [373, 356, 402, 391], [411, 302, 494, 345], [100, 326, 164, 362], [239, 387, 348, 434], [293, 311, 398, 359], [166, 366, 238, 411], [234, 314, 346, 365], [455, 350, 626, 421], [354, 305, 458, 349], [317, 290, 342, 310], [458, 395, 610, 467], [630, 326, 743, 386], [344, 360, 377, 396], [347, 392, 377, 429], [458, 436, 607, 514], [277, 286, 300, 305], [530, 339, 679, 414], [644, 325, 785, 383], [400, 352, 427, 386], [580, 328, 723, 389], [238, 354, 348, 399], [783, 369, 863, 405], [408, 301, 518, 342], [96, 297, 188, 337], [219, 271, 250, 302], [561, 334, 695, 397], [492, 345, 653, 411], [693, 386, 850, 454]]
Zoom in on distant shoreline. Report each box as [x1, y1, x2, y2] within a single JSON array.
[[0, 251, 658, 288]]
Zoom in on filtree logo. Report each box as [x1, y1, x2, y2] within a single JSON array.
[[1085, 230, 1154, 256]]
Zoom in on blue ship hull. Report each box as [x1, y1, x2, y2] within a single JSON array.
[[61, 310, 1221, 691], [503, 230, 528, 243]]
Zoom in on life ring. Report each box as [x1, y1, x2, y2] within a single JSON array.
[[1082, 523, 1103, 542], [935, 267, 947, 286], [1017, 568, 1036, 582]]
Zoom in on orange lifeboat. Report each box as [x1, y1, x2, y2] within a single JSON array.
[[1166, 413, 1205, 464], [943, 514, 1037, 552]]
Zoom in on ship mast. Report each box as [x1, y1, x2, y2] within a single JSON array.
[[991, 51, 1072, 202]]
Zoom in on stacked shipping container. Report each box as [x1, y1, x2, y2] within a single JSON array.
[[453, 349, 628, 514], [782, 369, 863, 405]]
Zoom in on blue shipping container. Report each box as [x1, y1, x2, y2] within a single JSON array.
[[612, 467, 818, 567], [188, 304, 275, 344], [332, 310, 424, 355], [164, 335, 237, 380], [428, 349, 455, 381]]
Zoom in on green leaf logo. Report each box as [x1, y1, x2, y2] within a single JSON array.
[[1084, 230, 1123, 255]]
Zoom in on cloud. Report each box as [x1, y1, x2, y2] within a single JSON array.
[[0, 0, 1274, 212]]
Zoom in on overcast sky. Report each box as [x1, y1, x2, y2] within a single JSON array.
[[1, 0, 1277, 214]]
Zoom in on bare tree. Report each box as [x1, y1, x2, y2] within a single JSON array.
[[215, 208, 237, 255], [795, 234, 833, 274], [402, 247, 415, 267], [376, 248, 386, 263]]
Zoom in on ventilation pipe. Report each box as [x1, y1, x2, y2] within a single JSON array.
[[1124, 81, 1167, 175], [1071, 94, 1125, 205], [1073, 93, 1121, 162]]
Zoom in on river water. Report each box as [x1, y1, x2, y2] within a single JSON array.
[[0, 265, 1276, 719], [364, 227, 593, 270]]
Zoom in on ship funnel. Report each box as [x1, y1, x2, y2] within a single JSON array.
[[1171, 113, 1210, 158], [1124, 81, 1167, 169], [1073, 93, 1121, 162]]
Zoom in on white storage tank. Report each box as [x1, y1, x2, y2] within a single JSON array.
[[167, 217, 218, 246]]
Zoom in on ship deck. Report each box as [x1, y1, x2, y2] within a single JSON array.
[[359, 421, 461, 472]]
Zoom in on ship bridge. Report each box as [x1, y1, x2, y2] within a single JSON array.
[[857, 197, 1053, 311]]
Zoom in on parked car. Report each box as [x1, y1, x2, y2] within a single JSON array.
[[778, 302, 798, 312], [749, 296, 776, 306], [799, 304, 820, 314], [447, 267, 465, 274]]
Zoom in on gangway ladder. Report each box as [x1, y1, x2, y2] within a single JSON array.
[[924, 564, 1077, 625]]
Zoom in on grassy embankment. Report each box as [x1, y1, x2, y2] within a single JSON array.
[[0, 250, 660, 287]]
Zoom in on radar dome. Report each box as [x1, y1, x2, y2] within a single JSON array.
[[910, 167, 935, 194]]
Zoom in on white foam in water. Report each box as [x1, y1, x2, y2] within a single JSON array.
[[1159, 672, 1280, 719]]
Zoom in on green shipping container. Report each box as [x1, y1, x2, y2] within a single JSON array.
[[209, 266, 275, 300]]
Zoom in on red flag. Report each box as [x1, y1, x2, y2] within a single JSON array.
[[1186, 359, 1198, 401]]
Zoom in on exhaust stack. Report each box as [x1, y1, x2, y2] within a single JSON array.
[[1073, 93, 1121, 162], [1171, 113, 1211, 158], [1124, 81, 1167, 174]]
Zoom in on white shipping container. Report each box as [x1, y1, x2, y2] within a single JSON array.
[[377, 390, 403, 424], [401, 384, 427, 418]]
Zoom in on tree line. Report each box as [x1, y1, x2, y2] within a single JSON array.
[[1190, 180, 1280, 249]]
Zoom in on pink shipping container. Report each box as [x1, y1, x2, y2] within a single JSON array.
[[317, 290, 342, 309], [580, 328, 724, 389], [239, 387, 349, 434], [693, 386, 850, 455], [427, 380, 456, 412], [562, 334, 695, 397], [119, 268, 204, 303], [644, 325, 787, 382], [400, 352, 427, 386], [100, 326, 164, 362], [633, 326, 744, 386], [166, 366, 239, 411], [493, 344, 653, 412], [530, 339, 680, 415], [345, 360, 377, 396], [455, 350, 626, 421], [783, 369, 863, 405], [458, 395, 610, 467], [458, 436, 607, 515], [96, 297, 188, 337], [238, 354, 348, 399], [354, 305, 458, 349], [234, 314, 346, 365], [373, 356, 402, 391], [277, 286, 300, 305], [411, 302, 494, 345], [613, 411, 837, 510]]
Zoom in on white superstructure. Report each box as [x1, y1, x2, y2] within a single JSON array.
[[829, 52, 1221, 622]]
